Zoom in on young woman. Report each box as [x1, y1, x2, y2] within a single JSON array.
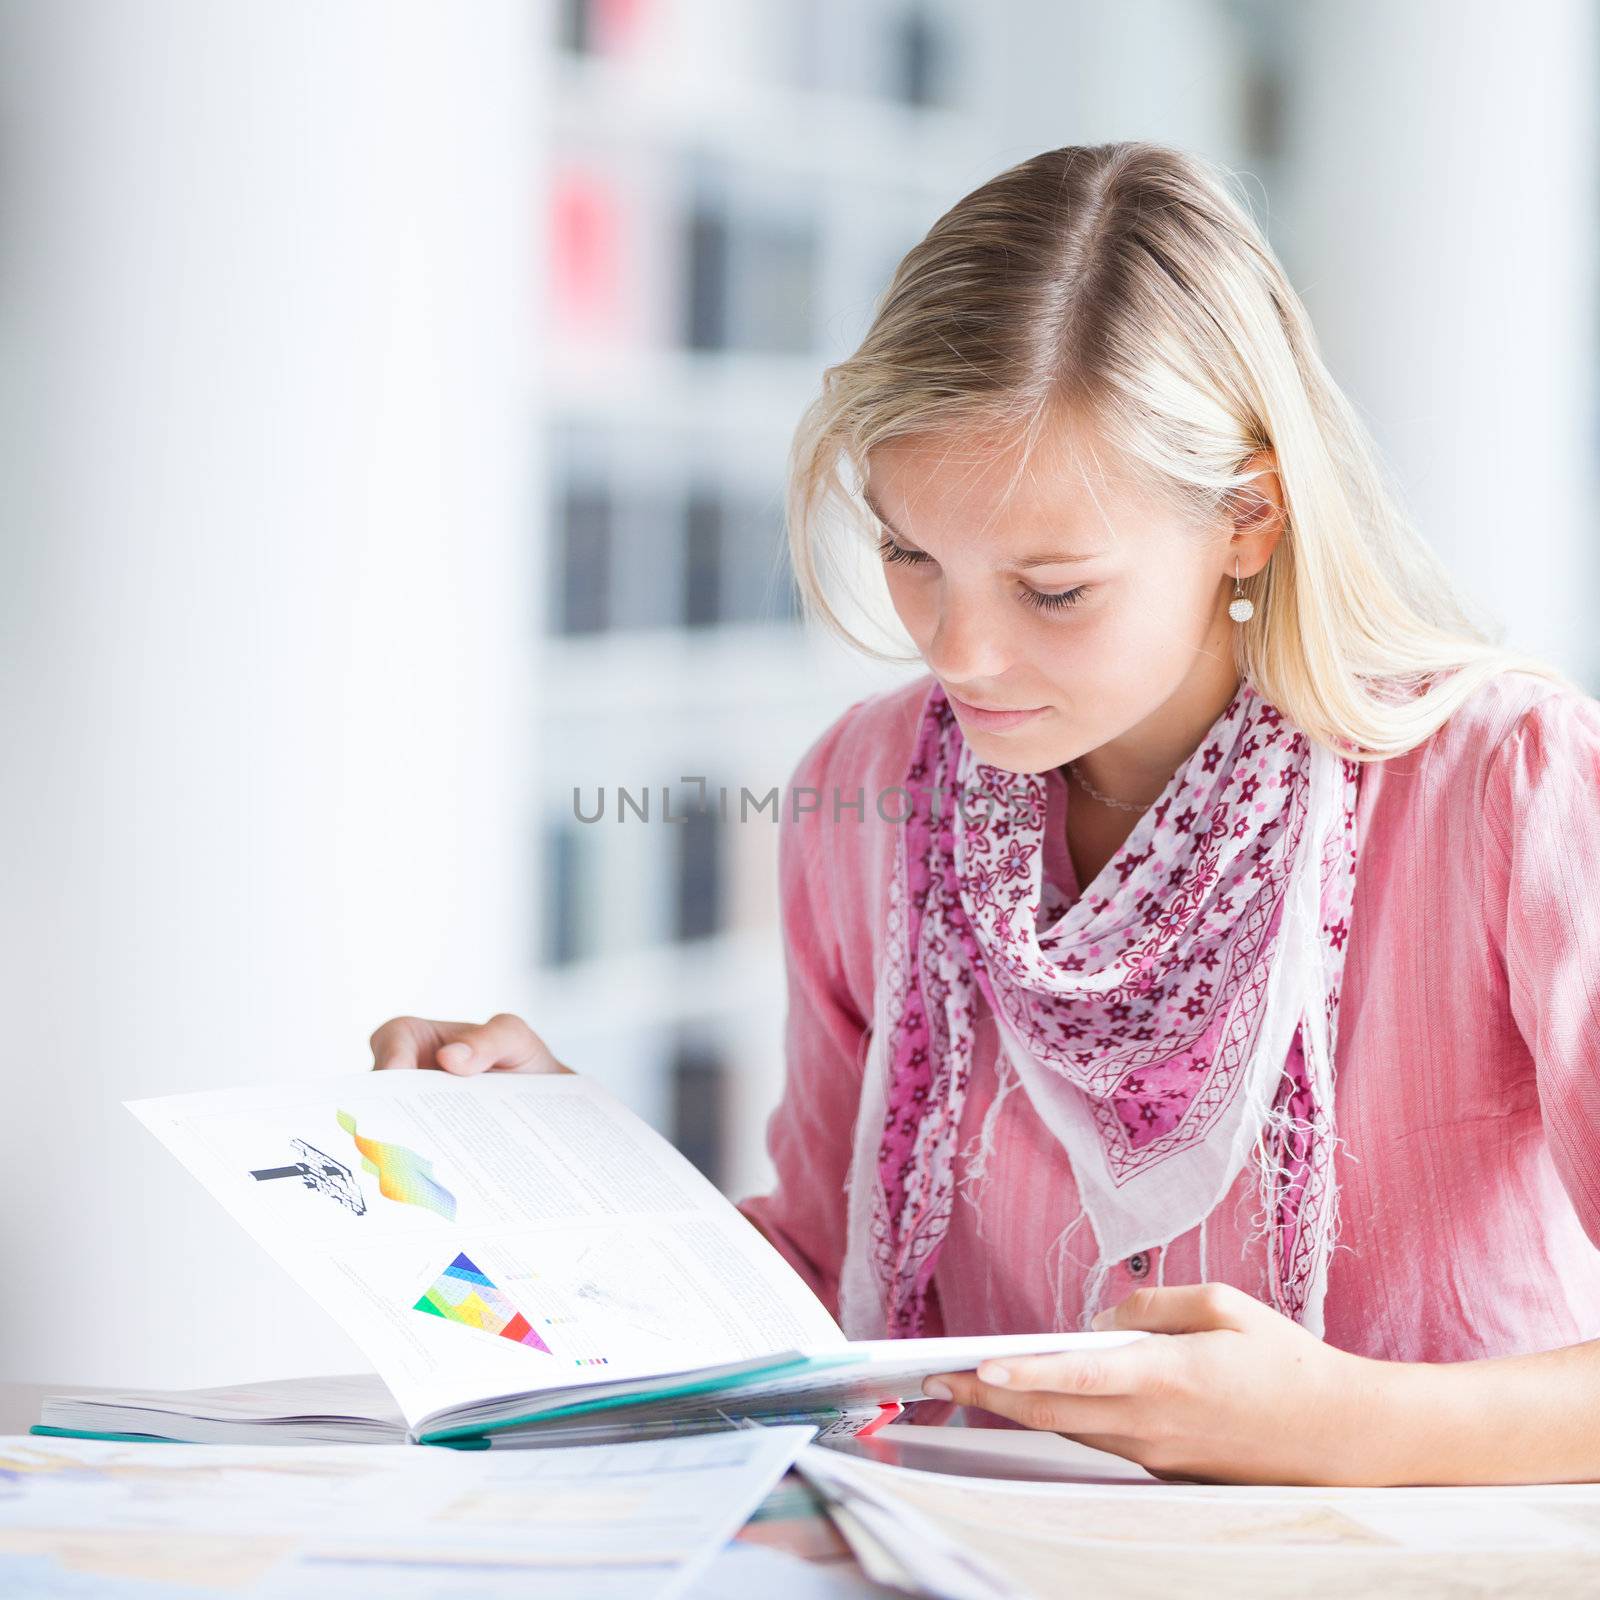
[[372, 142, 1600, 1487]]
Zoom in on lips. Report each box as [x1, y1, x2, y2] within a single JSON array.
[[945, 690, 1048, 732], [947, 689, 1042, 714]]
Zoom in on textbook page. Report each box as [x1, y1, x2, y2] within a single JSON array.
[[128, 1072, 846, 1429]]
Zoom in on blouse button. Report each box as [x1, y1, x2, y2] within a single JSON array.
[[1126, 1251, 1150, 1279]]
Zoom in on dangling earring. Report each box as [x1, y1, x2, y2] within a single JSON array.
[[1228, 556, 1255, 622]]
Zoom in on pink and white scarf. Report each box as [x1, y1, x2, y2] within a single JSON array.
[[838, 678, 1362, 1342]]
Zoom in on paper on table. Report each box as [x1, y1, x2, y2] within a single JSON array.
[[0, 1424, 814, 1600], [796, 1444, 1600, 1600], [796, 1445, 1015, 1600], [686, 1539, 905, 1598]]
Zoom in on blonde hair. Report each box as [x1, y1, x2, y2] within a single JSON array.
[[786, 140, 1574, 761]]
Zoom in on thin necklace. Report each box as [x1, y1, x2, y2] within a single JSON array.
[[1065, 760, 1160, 813]]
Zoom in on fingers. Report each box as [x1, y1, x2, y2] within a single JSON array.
[[369, 1016, 431, 1072], [369, 1013, 573, 1076], [921, 1370, 1133, 1436], [924, 1342, 1147, 1406], [967, 1340, 1154, 1397], [435, 1013, 571, 1075], [1090, 1282, 1259, 1335]]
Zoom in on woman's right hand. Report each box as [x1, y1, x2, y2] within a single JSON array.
[[368, 1012, 575, 1077]]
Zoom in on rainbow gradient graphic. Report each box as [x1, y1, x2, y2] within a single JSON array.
[[335, 1109, 457, 1221], [414, 1252, 552, 1353]]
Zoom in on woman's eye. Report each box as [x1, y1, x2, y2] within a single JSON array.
[[1024, 585, 1089, 612], [877, 535, 930, 568], [876, 533, 1088, 613]]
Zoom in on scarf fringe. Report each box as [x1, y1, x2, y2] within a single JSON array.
[[957, 947, 1363, 1332], [1045, 1206, 1094, 1330], [956, 1046, 1022, 1242], [1239, 1068, 1363, 1319], [1078, 1255, 1115, 1332]]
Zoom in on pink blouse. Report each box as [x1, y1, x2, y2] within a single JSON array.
[[738, 667, 1600, 1366]]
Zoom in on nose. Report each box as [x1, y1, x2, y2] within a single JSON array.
[[923, 586, 1013, 684]]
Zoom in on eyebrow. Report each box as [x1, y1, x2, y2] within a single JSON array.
[[861, 488, 1108, 569]]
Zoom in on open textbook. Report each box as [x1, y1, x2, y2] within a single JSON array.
[[42, 1071, 1143, 1448]]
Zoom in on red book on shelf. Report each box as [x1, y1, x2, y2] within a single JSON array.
[[550, 167, 624, 338]]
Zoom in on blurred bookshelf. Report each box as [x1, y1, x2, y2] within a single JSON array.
[[527, 0, 1270, 1199], [527, 0, 989, 1199]]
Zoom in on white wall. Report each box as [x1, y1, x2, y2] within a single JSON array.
[[982, 0, 1253, 168], [1282, 0, 1600, 687], [0, 0, 539, 1385]]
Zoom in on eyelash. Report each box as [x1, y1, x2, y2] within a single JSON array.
[[875, 536, 1090, 613]]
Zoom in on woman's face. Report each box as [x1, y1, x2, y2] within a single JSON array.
[[865, 417, 1275, 778]]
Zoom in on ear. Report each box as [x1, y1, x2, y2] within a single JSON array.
[[1227, 449, 1284, 530], [1224, 449, 1286, 576]]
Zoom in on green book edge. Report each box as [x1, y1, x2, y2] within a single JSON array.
[[30, 1425, 195, 1445], [416, 1351, 851, 1445], [28, 1421, 488, 1451]]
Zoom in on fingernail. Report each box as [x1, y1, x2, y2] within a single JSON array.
[[921, 1378, 952, 1401], [978, 1363, 1010, 1386], [438, 1043, 469, 1065], [1090, 1310, 1111, 1330]]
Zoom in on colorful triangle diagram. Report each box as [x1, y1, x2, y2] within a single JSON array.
[[413, 1252, 551, 1354]]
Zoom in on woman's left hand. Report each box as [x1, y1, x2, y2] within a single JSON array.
[[922, 1282, 1412, 1486]]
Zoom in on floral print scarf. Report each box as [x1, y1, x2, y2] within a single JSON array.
[[837, 677, 1362, 1341]]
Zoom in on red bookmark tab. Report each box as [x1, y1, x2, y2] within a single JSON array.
[[856, 1401, 903, 1438]]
